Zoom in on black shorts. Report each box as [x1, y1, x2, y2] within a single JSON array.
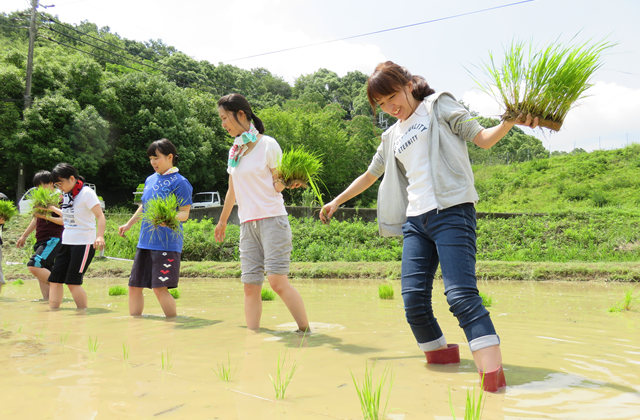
[[48, 244, 96, 285], [128, 249, 181, 289], [27, 237, 62, 270]]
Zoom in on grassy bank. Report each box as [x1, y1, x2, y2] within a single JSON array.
[[2, 259, 639, 283], [474, 144, 640, 212], [2, 209, 639, 265]]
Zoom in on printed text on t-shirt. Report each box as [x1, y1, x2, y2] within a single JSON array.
[[395, 123, 428, 155]]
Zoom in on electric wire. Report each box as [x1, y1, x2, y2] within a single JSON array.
[[42, 15, 250, 96], [223, 0, 536, 62]]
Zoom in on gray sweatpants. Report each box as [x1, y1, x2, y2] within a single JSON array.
[[0, 246, 5, 285]]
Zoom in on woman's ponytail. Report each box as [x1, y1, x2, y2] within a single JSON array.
[[411, 75, 435, 102], [251, 113, 265, 134]]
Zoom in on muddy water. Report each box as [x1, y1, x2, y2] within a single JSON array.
[[0, 279, 639, 419]]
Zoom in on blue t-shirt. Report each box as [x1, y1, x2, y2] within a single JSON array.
[[138, 172, 193, 252]]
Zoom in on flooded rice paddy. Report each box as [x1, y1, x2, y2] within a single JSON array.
[[1, 278, 639, 419]]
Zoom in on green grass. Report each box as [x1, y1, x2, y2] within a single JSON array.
[[449, 381, 485, 420], [212, 352, 237, 382], [108, 285, 128, 296], [261, 287, 277, 301], [88, 336, 100, 353], [161, 349, 173, 371], [277, 148, 323, 187], [350, 361, 395, 420], [473, 36, 614, 130], [378, 283, 394, 299], [29, 186, 61, 216], [0, 200, 18, 221], [479, 292, 493, 307], [169, 288, 181, 299], [12, 279, 25, 285], [474, 144, 640, 213]]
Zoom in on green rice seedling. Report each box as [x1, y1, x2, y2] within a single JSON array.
[[269, 331, 307, 399], [607, 303, 623, 313], [350, 361, 395, 420], [36, 325, 46, 341], [479, 292, 493, 307], [123, 343, 130, 360], [448, 380, 485, 420], [169, 288, 181, 299], [60, 332, 69, 345], [608, 289, 637, 313], [88, 336, 100, 353], [13, 279, 25, 285], [141, 194, 183, 242], [378, 283, 394, 300], [307, 172, 329, 220], [0, 200, 18, 221], [261, 287, 277, 301], [212, 352, 237, 382], [161, 349, 173, 371], [17, 325, 22, 333], [277, 148, 323, 188], [472, 36, 615, 131], [109, 285, 128, 296], [269, 349, 300, 399], [29, 186, 61, 217]]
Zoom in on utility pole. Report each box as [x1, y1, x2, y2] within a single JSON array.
[[17, 0, 38, 202]]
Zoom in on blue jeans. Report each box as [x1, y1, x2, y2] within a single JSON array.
[[401, 203, 499, 353]]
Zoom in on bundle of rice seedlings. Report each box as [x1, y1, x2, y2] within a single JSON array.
[[141, 194, 182, 232], [277, 148, 323, 188], [0, 200, 18, 221], [472, 36, 615, 131], [109, 285, 128, 296], [30, 186, 61, 217]]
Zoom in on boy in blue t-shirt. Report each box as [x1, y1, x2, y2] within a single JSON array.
[[118, 139, 193, 317]]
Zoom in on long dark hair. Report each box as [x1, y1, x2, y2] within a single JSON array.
[[217, 93, 265, 134], [366, 61, 435, 112], [147, 138, 179, 165], [51, 163, 84, 183]]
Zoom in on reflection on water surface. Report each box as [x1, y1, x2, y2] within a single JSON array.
[[0, 278, 639, 419]]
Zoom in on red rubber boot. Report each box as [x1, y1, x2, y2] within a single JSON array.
[[425, 344, 460, 364], [479, 365, 507, 392]]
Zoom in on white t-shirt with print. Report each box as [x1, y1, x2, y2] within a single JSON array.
[[61, 186, 100, 245], [394, 102, 438, 216], [228, 135, 287, 224]]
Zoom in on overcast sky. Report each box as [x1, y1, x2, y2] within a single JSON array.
[[3, 0, 639, 152]]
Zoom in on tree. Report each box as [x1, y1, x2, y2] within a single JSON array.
[[6, 94, 109, 180]]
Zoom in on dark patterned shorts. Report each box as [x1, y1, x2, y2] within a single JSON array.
[[128, 249, 181, 289]]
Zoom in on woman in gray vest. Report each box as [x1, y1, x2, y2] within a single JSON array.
[[321, 61, 538, 392]]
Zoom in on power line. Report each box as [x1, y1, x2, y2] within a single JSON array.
[[223, 0, 536, 63], [40, 34, 269, 108], [42, 15, 250, 96]]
